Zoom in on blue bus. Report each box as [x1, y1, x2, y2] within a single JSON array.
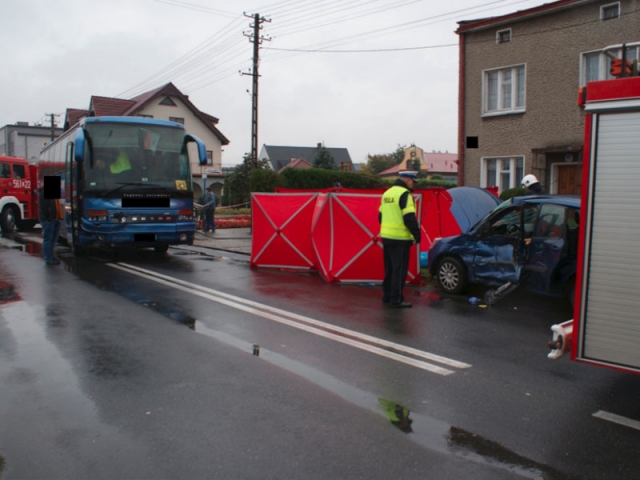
[[39, 116, 207, 254]]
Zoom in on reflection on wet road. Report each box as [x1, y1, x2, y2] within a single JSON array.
[[109, 261, 471, 376], [2, 234, 640, 480]]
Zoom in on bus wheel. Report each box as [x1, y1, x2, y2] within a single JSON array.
[[0, 205, 17, 233], [154, 245, 169, 254]]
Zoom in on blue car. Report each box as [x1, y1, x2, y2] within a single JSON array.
[[428, 195, 580, 301]]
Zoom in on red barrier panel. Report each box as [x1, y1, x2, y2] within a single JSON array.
[[250, 193, 318, 270]]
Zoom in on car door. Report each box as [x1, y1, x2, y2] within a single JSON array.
[[472, 205, 526, 285], [524, 203, 567, 294]]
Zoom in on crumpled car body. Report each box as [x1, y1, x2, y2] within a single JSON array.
[[428, 195, 580, 299]]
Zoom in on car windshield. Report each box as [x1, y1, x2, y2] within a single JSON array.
[[469, 198, 514, 232], [83, 123, 192, 192]]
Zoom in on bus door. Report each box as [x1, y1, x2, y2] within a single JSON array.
[[64, 142, 80, 246]]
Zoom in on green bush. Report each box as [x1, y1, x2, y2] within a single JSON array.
[[278, 168, 384, 189], [250, 168, 281, 193], [500, 187, 527, 201], [276, 168, 458, 190]]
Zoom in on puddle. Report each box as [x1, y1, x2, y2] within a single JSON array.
[[0, 235, 42, 255], [191, 322, 572, 480], [0, 279, 21, 305]]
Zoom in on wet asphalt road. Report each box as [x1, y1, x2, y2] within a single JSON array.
[[1, 234, 639, 480]]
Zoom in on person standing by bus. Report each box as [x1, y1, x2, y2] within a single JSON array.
[[378, 171, 421, 308], [203, 187, 217, 233], [38, 180, 64, 265]]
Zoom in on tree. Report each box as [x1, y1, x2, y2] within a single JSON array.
[[391, 145, 406, 165], [222, 154, 271, 206], [313, 146, 337, 170], [363, 144, 407, 175], [364, 154, 397, 175]]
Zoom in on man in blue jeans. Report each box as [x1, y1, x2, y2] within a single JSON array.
[[38, 182, 63, 265]]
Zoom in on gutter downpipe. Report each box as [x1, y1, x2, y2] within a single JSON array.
[[457, 31, 465, 186]]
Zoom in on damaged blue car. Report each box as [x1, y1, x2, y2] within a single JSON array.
[[428, 195, 580, 302]]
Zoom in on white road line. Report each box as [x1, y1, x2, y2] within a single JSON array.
[[115, 261, 472, 369], [593, 410, 640, 431], [108, 262, 471, 375]]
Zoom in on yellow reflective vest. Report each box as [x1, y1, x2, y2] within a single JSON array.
[[110, 150, 132, 174], [379, 185, 416, 241]]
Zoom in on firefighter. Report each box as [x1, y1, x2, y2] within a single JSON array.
[[521, 174, 544, 195], [378, 170, 422, 308]]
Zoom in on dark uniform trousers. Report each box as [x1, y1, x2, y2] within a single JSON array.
[[382, 242, 411, 304]]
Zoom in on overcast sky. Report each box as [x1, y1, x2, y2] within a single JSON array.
[[1, 0, 548, 166]]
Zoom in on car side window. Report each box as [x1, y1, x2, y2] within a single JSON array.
[[536, 204, 566, 238], [523, 205, 538, 237], [0, 163, 10, 178], [488, 207, 522, 237]]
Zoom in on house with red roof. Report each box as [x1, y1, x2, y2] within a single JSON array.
[[378, 145, 458, 181], [62, 82, 229, 201]]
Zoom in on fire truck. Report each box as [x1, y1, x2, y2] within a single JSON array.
[[0, 156, 38, 233], [548, 43, 640, 375]]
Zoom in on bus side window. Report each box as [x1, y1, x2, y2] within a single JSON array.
[[0, 163, 10, 178]]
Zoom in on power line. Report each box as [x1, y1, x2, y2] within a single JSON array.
[[116, 0, 549, 97]]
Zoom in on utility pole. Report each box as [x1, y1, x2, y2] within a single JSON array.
[[242, 13, 270, 169], [46, 113, 60, 141]]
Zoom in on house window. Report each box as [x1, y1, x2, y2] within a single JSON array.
[[483, 65, 525, 115], [169, 117, 184, 125], [137, 114, 153, 118], [160, 96, 177, 106], [206, 151, 213, 166], [481, 156, 524, 192], [496, 29, 511, 44], [600, 2, 620, 20], [581, 46, 639, 85]]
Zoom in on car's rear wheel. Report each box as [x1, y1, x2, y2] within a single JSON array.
[[436, 256, 467, 294]]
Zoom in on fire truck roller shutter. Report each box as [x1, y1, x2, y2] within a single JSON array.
[[580, 111, 640, 371]]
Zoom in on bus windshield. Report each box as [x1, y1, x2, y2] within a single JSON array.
[[83, 122, 192, 193]]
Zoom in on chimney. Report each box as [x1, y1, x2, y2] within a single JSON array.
[[317, 143, 322, 149]]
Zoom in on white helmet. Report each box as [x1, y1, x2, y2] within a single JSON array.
[[521, 174, 538, 188]]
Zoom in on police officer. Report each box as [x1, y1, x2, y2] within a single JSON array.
[[379, 170, 422, 308], [521, 174, 544, 195]]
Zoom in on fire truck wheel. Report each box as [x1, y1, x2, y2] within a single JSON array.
[[0, 205, 17, 233]]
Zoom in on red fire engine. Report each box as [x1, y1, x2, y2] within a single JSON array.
[[549, 43, 640, 375], [0, 156, 39, 233]]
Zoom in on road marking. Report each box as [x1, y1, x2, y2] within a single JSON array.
[[108, 262, 472, 375], [593, 410, 640, 431]]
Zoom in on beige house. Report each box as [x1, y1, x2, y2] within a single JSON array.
[[63, 82, 229, 200], [379, 145, 458, 181], [456, 0, 638, 194]]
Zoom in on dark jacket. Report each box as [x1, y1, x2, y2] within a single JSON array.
[[38, 187, 60, 223], [378, 178, 422, 245], [524, 182, 545, 195], [203, 192, 216, 211]]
